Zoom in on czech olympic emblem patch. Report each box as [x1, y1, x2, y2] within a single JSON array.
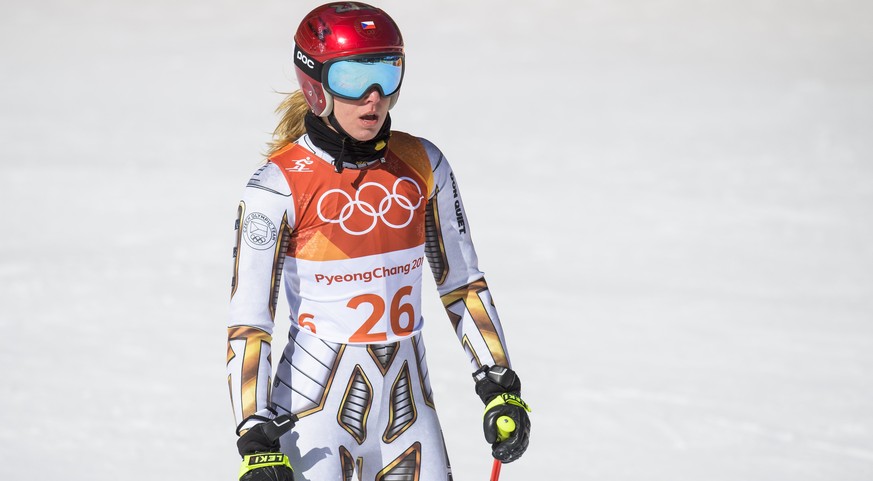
[[242, 212, 278, 250]]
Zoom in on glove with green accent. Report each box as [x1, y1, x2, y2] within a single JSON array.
[[473, 365, 532, 463], [236, 414, 297, 481]]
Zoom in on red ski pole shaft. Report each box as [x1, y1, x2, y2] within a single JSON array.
[[490, 458, 502, 481]]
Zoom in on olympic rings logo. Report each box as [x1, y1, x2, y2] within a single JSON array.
[[317, 177, 424, 236]]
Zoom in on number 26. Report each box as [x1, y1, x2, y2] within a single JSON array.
[[348, 286, 415, 343]]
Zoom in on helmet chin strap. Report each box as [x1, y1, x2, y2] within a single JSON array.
[[326, 113, 354, 173], [326, 112, 355, 142]]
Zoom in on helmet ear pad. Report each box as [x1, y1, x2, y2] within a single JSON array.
[[295, 68, 333, 117]]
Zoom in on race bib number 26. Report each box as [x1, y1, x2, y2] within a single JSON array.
[[297, 285, 416, 343]]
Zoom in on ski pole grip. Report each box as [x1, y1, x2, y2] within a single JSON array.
[[495, 416, 516, 442]]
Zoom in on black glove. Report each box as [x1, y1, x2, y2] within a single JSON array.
[[237, 415, 298, 481], [473, 365, 531, 463]]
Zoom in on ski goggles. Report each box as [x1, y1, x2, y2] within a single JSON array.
[[295, 46, 404, 100]]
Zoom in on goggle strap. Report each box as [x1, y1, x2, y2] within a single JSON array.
[[294, 44, 324, 80]]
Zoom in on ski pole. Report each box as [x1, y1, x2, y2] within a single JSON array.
[[490, 458, 502, 481], [490, 416, 516, 481]]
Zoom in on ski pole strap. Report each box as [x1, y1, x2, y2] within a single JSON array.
[[484, 393, 532, 414], [239, 453, 293, 478]]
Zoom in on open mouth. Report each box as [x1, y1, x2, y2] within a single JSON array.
[[360, 113, 378, 122]]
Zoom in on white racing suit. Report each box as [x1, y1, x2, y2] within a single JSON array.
[[227, 131, 512, 481]]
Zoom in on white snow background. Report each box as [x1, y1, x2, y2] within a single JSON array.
[[1, 1, 872, 480]]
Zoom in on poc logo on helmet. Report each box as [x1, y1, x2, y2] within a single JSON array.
[[296, 50, 315, 69]]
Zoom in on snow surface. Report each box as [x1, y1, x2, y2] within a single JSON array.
[[1, 1, 872, 480]]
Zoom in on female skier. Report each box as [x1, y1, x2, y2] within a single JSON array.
[[227, 3, 531, 480]]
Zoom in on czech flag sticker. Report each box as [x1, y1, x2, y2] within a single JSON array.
[[361, 20, 376, 30]]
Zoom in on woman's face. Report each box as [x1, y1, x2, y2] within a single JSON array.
[[331, 88, 391, 142]]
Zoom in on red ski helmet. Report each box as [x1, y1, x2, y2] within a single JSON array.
[[293, 2, 405, 117]]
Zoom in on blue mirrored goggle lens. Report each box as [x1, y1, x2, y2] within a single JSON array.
[[325, 56, 403, 100]]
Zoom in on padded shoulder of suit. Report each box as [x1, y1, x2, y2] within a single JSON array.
[[389, 130, 434, 196]]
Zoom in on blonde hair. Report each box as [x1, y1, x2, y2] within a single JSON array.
[[266, 90, 310, 157]]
